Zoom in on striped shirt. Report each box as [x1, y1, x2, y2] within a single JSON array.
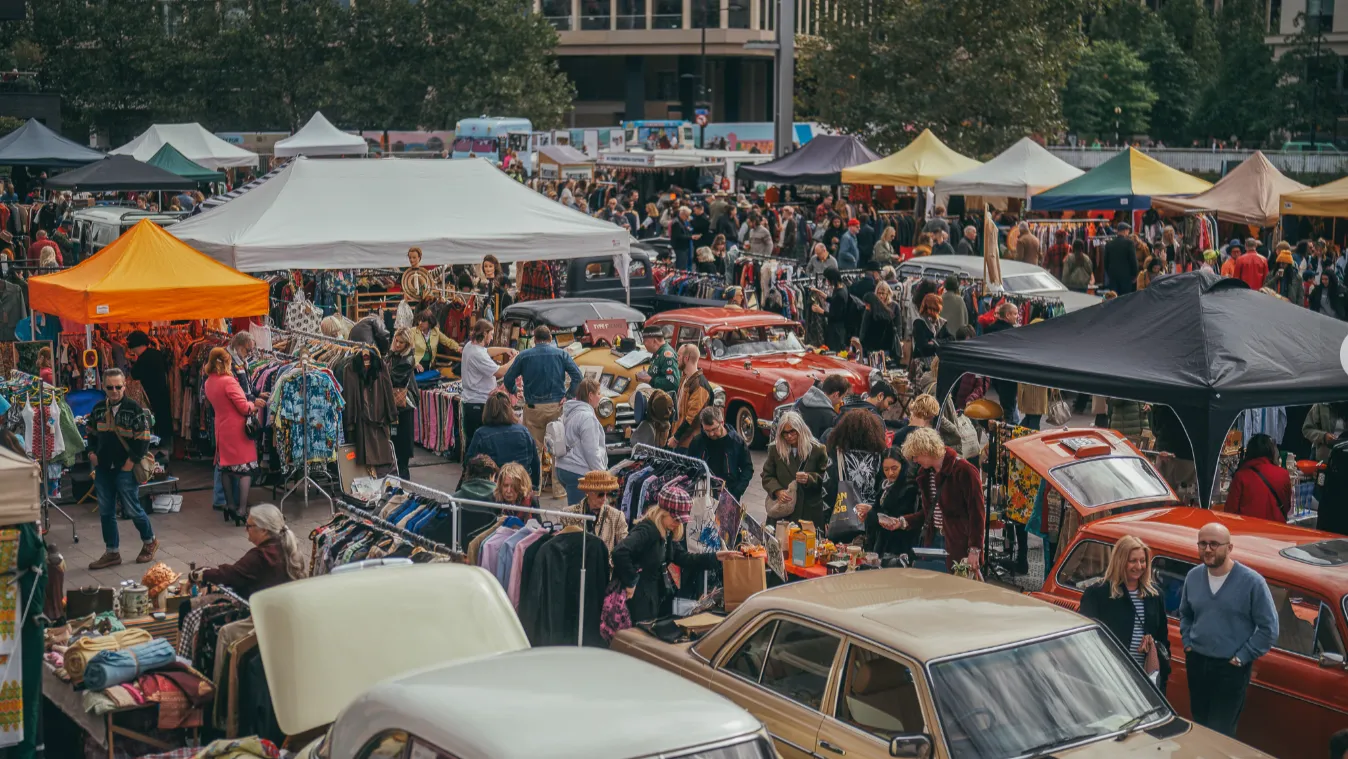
[[1128, 589, 1146, 667]]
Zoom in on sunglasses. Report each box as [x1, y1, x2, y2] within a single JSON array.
[[781, 428, 800, 436], [104, 384, 125, 391]]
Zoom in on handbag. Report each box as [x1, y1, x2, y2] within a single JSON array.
[[826, 457, 865, 542], [765, 482, 796, 520], [393, 387, 414, 409], [65, 586, 115, 619], [1144, 639, 1160, 675], [109, 409, 156, 485], [600, 581, 633, 642], [1044, 389, 1073, 428], [244, 412, 262, 440]]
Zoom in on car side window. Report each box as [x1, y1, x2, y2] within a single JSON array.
[[835, 645, 926, 741], [1266, 583, 1347, 659], [723, 620, 778, 682], [357, 730, 409, 759], [629, 260, 648, 280], [1151, 556, 1197, 617], [677, 326, 702, 346], [758, 620, 841, 711], [1055, 540, 1111, 591]]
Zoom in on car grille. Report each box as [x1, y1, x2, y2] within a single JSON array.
[[614, 402, 634, 428]]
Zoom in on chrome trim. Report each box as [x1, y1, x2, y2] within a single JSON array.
[[654, 731, 772, 759], [1246, 680, 1348, 714], [766, 733, 814, 757]]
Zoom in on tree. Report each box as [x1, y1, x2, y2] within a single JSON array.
[[797, 0, 1090, 156], [1138, 26, 1200, 144], [1158, 0, 1220, 79], [1194, 0, 1281, 144], [1061, 40, 1156, 141], [1278, 11, 1343, 144]]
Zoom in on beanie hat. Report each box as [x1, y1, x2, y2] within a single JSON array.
[[658, 486, 693, 523], [848, 218, 861, 228], [1276, 250, 1295, 265]]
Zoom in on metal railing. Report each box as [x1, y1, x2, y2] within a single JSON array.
[[1046, 146, 1348, 175]]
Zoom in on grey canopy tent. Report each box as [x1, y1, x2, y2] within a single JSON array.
[[46, 155, 197, 192], [736, 134, 881, 185], [0, 119, 105, 167], [935, 272, 1348, 506]]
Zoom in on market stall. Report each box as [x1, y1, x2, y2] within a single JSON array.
[[736, 133, 881, 186], [273, 111, 368, 158], [1151, 150, 1306, 227], [935, 136, 1083, 204], [1029, 147, 1211, 211], [169, 156, 632, 273], [144, 144, 226, 184], [839, 128, 982, 187], [1279, 173, 1348, 217], [0, 118, 105, 168], [44, 156, 197, 193], [537, 144, 594, 181], [111, 123, 261, 171], [935, 271, 1348, 507]]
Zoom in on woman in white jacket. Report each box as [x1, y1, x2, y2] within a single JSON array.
[[554, 377, 609, 506]]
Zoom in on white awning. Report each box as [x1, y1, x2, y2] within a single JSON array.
[[935, 137, 1083, 201], [111, 123, 260, 170]]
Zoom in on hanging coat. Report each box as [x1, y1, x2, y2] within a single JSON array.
[[519, 530, 610, 646], [341, 354, 398, 467]]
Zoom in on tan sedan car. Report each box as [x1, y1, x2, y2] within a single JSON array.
[[612, 570, 1274, 759]]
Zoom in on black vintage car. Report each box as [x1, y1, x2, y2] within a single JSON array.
[[563, 241, 663, 314]]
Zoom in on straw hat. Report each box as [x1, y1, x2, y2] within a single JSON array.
[[578, 470, 619, 493], [964, 398, 1004, 420], [141, 562, 180, 598]]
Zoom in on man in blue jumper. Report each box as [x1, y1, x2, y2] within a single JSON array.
[[503, 324, 583, 495], [1178, 522, 1278, 738]]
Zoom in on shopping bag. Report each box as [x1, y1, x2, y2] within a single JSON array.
[[722, 556, 766, 612], [826, 458, 865, 543]]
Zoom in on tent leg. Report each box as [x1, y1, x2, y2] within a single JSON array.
[[29, 306, 35, 341]]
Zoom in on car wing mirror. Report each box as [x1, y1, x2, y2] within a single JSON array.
[[889, 734, 933, 759], [1318, 651, 1345, 669]]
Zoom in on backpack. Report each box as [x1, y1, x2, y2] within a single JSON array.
[[545, 418, 567, 458]]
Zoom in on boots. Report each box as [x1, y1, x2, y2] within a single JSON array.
[[136, 539, 159, 564], [88, 551, 122, 570]]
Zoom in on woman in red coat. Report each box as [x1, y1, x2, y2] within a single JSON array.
[[1225, 433, 1291, 522], [901, 428, 985, 573], [204, 347, 264, 526]]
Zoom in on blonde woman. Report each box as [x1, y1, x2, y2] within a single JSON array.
[[671, 343, 712, 449], [760, 411, 828, 523], [872, 225, 898, 267], [894, 393, 940, 452], [1078, 536, 1171, 693], [493, 462, 540, 517], [611, 487, 740, 622]]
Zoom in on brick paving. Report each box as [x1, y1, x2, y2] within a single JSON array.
[[53, 447, 774, 590]]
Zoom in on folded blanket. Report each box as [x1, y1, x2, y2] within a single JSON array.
[[84, 638, 175, 690], [64, 629, 152, 684]]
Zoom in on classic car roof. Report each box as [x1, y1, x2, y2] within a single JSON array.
[[1002, 427, 1177, 515], [648, 307, 796, 331], [501, 298, 645, 328], [1081, 507, 1348, 594], [331, 648, 763, 759], [901, 255, 1102, 312], [696, 569, 1089, 663], [251, 564, 529, 736]]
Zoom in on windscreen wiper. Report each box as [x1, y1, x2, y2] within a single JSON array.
[[1113, 704, 1170, 741]]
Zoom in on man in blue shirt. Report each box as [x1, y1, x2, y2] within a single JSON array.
[[1178, 522, 1278, 737], [503, 325, 583, 491]]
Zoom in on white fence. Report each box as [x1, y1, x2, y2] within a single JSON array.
[[1046, 146, 1348, 175]]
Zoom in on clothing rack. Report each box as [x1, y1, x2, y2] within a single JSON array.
[[335, 499, 456, 556], [379, 476, 595, 647], [210, 583, 251, 609], [631, 443, 714, 481], [10, 369, 75, 542], [271, 328, 373, 351], [278, 350, 334, 513]]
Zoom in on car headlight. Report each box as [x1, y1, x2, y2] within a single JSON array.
[[712, 387, 726, 407], [597, 398, 615, 418], [773, 379, 789, 401]]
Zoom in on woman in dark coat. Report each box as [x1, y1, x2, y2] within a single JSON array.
[[126, 330, 174, 444], [1078, 535, 1172, 696], [860, 280, 899, 358], [1309, 271, 1345, 319], [864, 447, 922, 559], [611, 487, 738, 623], [385, 329, 418, 480], [822, 215, 845, 256], [911, 293, 951, 362]]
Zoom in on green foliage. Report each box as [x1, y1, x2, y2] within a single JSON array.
[[14, 0, 574, 137], [796, 0, 1089, 156], [1194, 0, 1280, 143], [1062, 41, 1156, 140], [1278, 11, 1344, 142]]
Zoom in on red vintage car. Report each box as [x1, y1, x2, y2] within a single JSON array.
[[645, 308, 873, 445], [1034, 507, 1348, 759]]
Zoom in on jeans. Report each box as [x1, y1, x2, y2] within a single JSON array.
[[213, 466, 226, 506], [557, 468, 584, 507], [1185, 651, 1253, 737], [96, 469, 153, 551]]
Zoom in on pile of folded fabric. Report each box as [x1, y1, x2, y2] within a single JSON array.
[[83, 638, 176, 690], [61, 628, 151, 685]]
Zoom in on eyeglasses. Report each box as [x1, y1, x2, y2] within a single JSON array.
[[781, 428, 800, 437], [1197, 541, 1229, 550]]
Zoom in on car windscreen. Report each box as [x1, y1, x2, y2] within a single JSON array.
[[710, 326, 805, 358], [1050, 457, 1170, 508], [1003, 272, 1065, 293], [929, 628, 1169, 759]]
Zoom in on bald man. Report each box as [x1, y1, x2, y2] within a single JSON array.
[[1178, 522, 1278, 737]]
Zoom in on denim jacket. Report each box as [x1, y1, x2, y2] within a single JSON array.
[[502, 342, 583, 405]]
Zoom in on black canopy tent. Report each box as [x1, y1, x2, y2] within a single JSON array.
[[737, 134, 881, 186], [935, 272, 1348, 507], [45, 155, 197, 192], [0, 118, 104, 168]]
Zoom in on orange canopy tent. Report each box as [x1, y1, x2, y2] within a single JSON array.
[[28, 218, 268, 324]]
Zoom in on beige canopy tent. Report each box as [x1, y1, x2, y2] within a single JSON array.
[[537, 144, 594, 180], [1152, 151, 1306, 227], [1280, 174, 1348, 218], [840, 129, 982, 187]]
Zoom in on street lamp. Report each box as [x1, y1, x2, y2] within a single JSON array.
[[1114, 106, 1122, 147], [684, 1, 745, 147]]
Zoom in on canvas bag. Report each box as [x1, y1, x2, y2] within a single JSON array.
[[826, 457, 865, 542]]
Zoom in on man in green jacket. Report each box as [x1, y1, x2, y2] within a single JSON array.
[[636, 325, 680, 395]]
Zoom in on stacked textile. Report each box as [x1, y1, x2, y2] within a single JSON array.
[[83, 638, 176, 690], [63, 628, 151, 684]]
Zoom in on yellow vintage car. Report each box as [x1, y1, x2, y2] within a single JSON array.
[[499, 298, 721, 455]]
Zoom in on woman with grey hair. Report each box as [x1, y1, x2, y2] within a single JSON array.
[[190, 504, 307, 598], [760, 410, 828, 524]]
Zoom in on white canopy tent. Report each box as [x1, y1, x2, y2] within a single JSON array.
[[169, 156, 631, 272], [274, 111, 369, 158], [935, 137, 1083, 203], [111, 123, 260, 170]]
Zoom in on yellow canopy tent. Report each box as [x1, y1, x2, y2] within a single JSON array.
[[840, 129, 982, 187], [1280, 174, 1348, 217], [29, 218, 268, 324]]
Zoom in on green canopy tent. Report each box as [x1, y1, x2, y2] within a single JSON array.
[[144, 143, 224, 183]]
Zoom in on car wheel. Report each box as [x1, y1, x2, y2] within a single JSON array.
[[732, 403, 765, 448]]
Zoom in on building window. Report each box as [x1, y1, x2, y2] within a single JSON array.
[[653, 0, 681, 28], [760, 0, 774, 31], [1269, 0, 1282, 32], [694, 0, 719, 27], [729, 0, 750, 29], [1306, 0, 1333, 34], [617, 0, 646, 28], [541, 0, 571, 30], [580, 0, 610, 30], [656, 70, 678, 100]]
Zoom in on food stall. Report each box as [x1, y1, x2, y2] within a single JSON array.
[[536, 144, 595, 181]]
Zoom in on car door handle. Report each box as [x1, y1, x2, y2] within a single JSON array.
[[819, 740, 846, 755]]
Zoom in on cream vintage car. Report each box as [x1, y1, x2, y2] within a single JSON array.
[[612, 570, 1275, 759]]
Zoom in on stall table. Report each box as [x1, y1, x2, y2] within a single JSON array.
[[784, 561, 826, 580], [43, 664, 198, 759]]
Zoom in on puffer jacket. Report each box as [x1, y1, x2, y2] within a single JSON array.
[[556, 399, 607, 476], [1109, 399, 1150, 443]]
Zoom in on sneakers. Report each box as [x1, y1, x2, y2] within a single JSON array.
[[88, 551, 122, 570], [136, 539, 159, 564]]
